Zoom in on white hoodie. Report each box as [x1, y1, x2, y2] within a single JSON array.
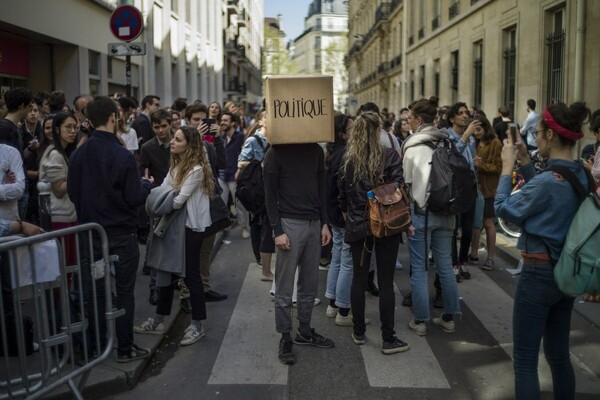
[[401, 124, 448, 209]]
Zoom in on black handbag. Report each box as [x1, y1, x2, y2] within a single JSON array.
[[204, 194, 232, 237]]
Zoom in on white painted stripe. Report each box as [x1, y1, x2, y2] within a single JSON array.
[[208, 264, 288, 385], [360, 285, 450, 388], [461, 267, 600, 394]]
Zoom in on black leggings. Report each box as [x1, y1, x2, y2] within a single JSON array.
[[452, 206, 475, 265], [350, 234, 401, 342], [156, 228, 206, 321]]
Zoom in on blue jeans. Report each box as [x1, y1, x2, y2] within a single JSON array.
[[408, 207, 460, 321], [513, 263, 575, 400], [325, 225, 353, 309]]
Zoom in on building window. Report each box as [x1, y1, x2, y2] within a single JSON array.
[[473, 40, 483, 110], [433, 0, 442, 30], [107, 57, 113, 79], [503, 26, 517, 118], [315, 54, 322, 70], [316, 17, 321, 30], [185, 0, 191, 24], [171, 0, 178, 14], [451, 50, 459, 103], [315, 36, 321, 49], [434, 59, 440, 97], [89, 50, 100, 76], [418, 27, 425, 39], [546, 8, 565, 105], [420, 65, 425, 96], [410, 69, 415, 102], [449, 1, 460, 20]]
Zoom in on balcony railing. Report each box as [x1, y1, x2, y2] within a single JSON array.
[[227, 0, 239, 15], [375, 4, 389, 23], [449, 2, 460, 19], [390, 55, 402, 69], [432, 16, 440, 30]]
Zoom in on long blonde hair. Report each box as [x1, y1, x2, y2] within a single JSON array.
[[343, 111, 383, 186], [170, 126, 215, 195]]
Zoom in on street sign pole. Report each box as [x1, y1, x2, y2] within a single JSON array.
[[126, 54, 131, 97], [110, 5, 144, 98]]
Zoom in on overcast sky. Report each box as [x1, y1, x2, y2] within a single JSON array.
[[264, 0, 312, 42]]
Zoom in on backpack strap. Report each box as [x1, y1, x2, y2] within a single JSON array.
[[386, 132, 396, 150], [545, 165, 593, 200], [252, 134, 267, 161]]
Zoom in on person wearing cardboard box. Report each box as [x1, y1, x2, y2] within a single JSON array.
[[264, 141, 333, 365]]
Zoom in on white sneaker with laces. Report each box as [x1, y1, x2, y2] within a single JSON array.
[[134, 317, 165, 335], [180, 324, 206, 346], [408, 320, 427, 336], [432, 316, 455, 333], [326, 305, 338, 318]]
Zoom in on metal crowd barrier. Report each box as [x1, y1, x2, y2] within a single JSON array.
[[0, 223, 123, 400]]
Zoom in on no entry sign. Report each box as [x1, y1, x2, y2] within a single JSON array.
[[110, 5, 143, 42]]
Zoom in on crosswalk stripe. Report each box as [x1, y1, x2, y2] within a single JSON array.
[[460, 267, 600, 394], [208, 263, 287, 385], [360, 285, 450, 388]]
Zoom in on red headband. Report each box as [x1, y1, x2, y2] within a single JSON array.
[[543, 108, 583, 141]]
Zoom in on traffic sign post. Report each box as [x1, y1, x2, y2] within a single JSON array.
[[109, 5, 144, 97]]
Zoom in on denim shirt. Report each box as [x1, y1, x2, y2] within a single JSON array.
[[447, 128, 476, 173], [238, 133, 267, 163], [495, 159, 588, 260]]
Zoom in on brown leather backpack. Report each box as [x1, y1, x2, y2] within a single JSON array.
[[367, 154, 411, 238]]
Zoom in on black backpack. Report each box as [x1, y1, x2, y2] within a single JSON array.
[[424, 139, 477, 215], [236, 135, 267, 214]]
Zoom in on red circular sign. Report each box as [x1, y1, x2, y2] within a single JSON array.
[[110, 5, 143, 42]]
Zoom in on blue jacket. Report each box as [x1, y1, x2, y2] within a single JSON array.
[[495, 159, 589, 260], [68, 130, 152, 235]]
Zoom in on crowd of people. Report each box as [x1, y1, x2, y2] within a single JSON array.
[[2, 85, 600, 399]]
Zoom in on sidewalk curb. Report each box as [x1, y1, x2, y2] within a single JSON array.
[[49, 229, 229, 400]]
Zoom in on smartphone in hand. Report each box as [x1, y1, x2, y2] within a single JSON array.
[[202, 118, 216, 135], [508, 123, 518, 143]]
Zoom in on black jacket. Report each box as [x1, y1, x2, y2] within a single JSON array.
[[68, 130, 151, 235], [338, 148, 403, 243], [327, 144, 346, 228]]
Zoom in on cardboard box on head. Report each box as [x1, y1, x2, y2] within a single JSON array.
[[265, 75, 334, 145]]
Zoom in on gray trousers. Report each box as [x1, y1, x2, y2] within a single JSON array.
[[275, 218, 321, 334]]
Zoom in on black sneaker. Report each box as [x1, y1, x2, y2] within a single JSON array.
[[278, 338, 296, 365], [402, 292, 412, 307], [352, 332, 366, 345], [432, 292, 443, 309], [458, 263, 471, 280], [294, 329, 334, 348], [382, 337, 410, 355], [116, 343, 150, 363]]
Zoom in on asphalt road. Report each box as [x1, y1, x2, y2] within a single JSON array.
[[105, 226, 600, 400]]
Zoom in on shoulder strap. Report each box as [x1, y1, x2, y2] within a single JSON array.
[[386, 132, 396, 150], [545, 165, 592, 200], [252, 134, 265, 151]]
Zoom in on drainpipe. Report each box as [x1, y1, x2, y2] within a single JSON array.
[[574, 0, 585, 156], [573, 0, 585, 102]]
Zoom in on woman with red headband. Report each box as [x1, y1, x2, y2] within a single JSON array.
[[495, 102, 592, 400]]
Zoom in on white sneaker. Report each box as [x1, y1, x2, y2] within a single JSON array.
[[432, 316, 455, 333], [241, 228, 250, 239], [408, 320, 427, 336], [326, 305, 338, 318], [134, 317, 165, 335], [180, 324, 206, 346], [395, 260, 403, 270], [335, 313, 370, 327]]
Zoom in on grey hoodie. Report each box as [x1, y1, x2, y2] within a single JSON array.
[[402, 124, 448, 209]]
